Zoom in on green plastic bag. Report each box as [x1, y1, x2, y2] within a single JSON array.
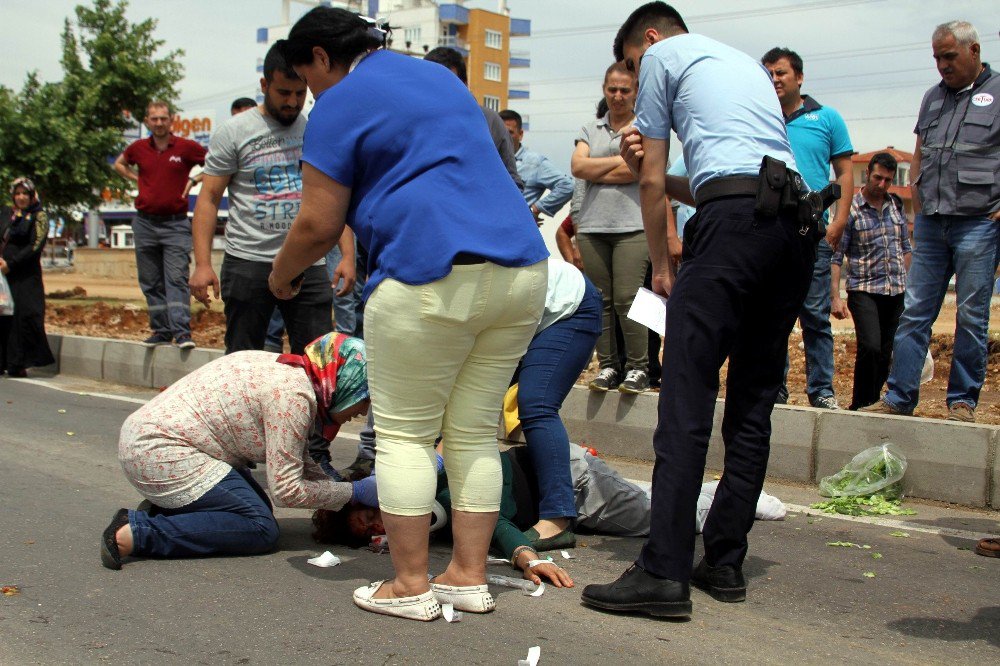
[[818, 443, 907, 500]]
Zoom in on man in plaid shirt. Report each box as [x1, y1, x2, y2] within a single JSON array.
[[831, 152, 912, 410]]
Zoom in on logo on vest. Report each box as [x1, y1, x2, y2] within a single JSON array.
[[169, 156, 183, 163], [972, 93, 994, 107]]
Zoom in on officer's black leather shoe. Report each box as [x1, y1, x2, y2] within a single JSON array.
[[691, 557, 746, 602], [581, 563, 691, 618]]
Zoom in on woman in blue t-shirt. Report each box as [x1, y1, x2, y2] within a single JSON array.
[[268, 7, 548, 622]]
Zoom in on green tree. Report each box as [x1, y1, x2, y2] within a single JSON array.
[[0, 0, 183, 213]]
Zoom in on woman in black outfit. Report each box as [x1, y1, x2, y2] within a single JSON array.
[[0, 177, 55, 377]]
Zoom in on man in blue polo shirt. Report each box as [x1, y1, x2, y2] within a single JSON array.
[[581, 2, 815, 619], [762, 47, 854, 410]]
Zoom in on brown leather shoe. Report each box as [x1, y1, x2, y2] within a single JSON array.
[[947, 402, 976, 423], [858, 400, 910, 416]]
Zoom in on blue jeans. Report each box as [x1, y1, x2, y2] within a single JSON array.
[[783, 239, 835, 401], [884, 214, 1000, 411], [513, 278, 602, 520], [129, 467, 278, 558], [132, 215, 192, 339], [326, 243, 367, 336], [265, 309, 285, 351]]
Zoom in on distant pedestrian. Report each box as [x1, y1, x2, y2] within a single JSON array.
[[572, 63, 650, 394], [189, 44, 354, 354], [862, 21, 999, 423], [831, 152, 911, 410], [498, 109, 573, 221], [230, 97, 256, 115], [113, 101, 207, 349], [762, 47, 855, 409], [0, 177, 55, 377]]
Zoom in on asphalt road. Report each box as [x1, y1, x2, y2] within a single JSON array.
[[1, 375, 997, 665]]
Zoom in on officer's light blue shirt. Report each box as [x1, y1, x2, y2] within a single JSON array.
[[515, 146, 575, 216], [634, 33, 795, 196], [784, 96, 853, 193]]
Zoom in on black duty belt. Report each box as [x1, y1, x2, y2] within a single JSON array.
[[138, 212, 188, 223], [694, 176, 759, 207]]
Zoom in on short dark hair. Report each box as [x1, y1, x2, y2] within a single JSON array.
[[499, 109, 522, 130], [263, 43, 300, 82], [596, 97, 609, 118], [761, 47, 804, 76], [613, 2, 688, 62], [312, 508, 369, 548], [424, 46, 467, 83], [279, 7, 385, 69], [867, 152, 898, 175], [230, 97, 256, 113]]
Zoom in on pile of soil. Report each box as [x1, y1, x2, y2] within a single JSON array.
[[46, 302, 228, 349], [580, 331, 999, 425], [44, 300, 999, 424]]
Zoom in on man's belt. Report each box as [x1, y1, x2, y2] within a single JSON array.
[[137, 212, 188, 223], [693, 176, 759, 207]]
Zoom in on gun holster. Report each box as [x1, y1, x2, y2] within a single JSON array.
[[754, 156, 840, 242], [754, 155, 787, 217]]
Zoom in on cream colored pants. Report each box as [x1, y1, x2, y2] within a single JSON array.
[[365, 260, 547, 515]]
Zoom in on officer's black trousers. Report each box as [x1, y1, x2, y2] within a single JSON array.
[[637, 196, 815, 582]]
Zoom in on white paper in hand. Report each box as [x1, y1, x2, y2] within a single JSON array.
[[627, 287, 667, 336], [306, 551, 341, 567]]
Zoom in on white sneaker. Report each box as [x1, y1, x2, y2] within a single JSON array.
[[352, 581, 442, 621], [430, 581, 496, 613]]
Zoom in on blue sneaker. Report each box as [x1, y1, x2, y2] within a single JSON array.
[[142, 333, 172, 347]]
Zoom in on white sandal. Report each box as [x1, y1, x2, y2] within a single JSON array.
[[353, 581, 442, 621], [430, 581, 496, 613]]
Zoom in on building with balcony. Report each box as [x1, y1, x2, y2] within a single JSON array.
[[256, 1, 530, 112]]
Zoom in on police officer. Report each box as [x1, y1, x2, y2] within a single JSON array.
[[862, 21, 1000, 423], [581, 2, 816, 618]]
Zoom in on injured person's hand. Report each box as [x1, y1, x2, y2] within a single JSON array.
[[517, 550, 574, 588]]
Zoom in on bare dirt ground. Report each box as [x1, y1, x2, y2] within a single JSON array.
[[41, 271, 1000, 424]]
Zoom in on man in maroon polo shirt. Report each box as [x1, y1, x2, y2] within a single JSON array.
[[113, 101, 207, 348]]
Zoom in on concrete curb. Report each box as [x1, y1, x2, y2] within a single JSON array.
[[47, 333, 223, 389], [48, 334, 999, 509], [557, 385, 998, 509]]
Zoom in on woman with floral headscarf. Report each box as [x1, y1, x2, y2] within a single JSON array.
[[0, 177, 55, 377], [100, 332, 370, 569]]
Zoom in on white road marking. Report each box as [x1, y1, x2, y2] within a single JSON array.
[[780, 502, 994, 542], [10, 377, 151, 405]]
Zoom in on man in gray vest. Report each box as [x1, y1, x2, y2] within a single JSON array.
[[862, 21, 999, 423]]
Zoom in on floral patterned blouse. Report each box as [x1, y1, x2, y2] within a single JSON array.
[[118, 350, 351, 510]]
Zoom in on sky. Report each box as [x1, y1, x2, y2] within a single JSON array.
[[2, 0, 998, 174]]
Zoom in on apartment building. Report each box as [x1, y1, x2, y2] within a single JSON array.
[[256, 1, 530, 112]]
